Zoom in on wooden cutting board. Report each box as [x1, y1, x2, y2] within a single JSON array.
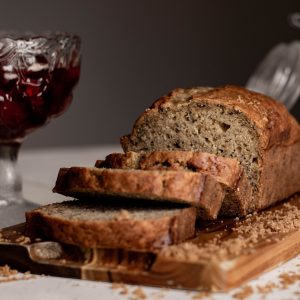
[[0, 195, 299, 291]]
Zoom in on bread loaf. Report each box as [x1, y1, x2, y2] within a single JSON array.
[[96, 150, 252, 215], [26, 199, 196, 250], [121, 86, 300, 212], [53, 167, 225, 219]]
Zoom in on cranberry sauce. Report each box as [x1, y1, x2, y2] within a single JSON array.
[[0, 65, 80, 141]]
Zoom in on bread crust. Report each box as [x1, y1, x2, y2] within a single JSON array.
[[25, 202, 196, 251], [53, 167, 225, 219], [258, 142, 300, 210]]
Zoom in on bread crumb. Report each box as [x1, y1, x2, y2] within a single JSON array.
[[232, 285, 253, 299], [115, 209, 131, 220], [192, 291, 210, 299], [0, 265, 18, 277], [111, 282, 125, 289], [132, 287, 146, 299], [111, 282, 129, 295], [254, 270, 300, 297], [279, 271, 300, 288], [231, 267, 300, 300], [111, 283, 147, 299], [119, 287, 129, 295], [256, 282, 277, 294]]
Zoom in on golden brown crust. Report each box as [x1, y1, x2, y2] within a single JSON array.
[[25, 203, 196, 251], [97, 152, 141, 170], [258, 142, 300, 210], [200, 86, 300, 149], [150, 87, 213, 108], [53, 167, 226, 219]]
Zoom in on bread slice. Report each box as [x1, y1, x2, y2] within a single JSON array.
[[121, 85, 300, 213], [53, 167, 225, 219], [96, 151, 252, 216], [25, 199, 196, 251]]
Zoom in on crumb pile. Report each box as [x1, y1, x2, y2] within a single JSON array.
[[160, 201, 300, 262], [110, 261, 300, 300], [232, 285, 254, 300], [230, 261, 300, 300], [278, 271, 300, 288], [0, 265, 32, 283], [111, 282, 129, 295], [231, 270, 300, 299], [111, 283, 147, 299]]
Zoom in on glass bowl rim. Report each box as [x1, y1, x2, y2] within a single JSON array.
[[0, 31, 81, 43]]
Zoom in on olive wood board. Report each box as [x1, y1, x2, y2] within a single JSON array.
[[0, 197, 299, 291]]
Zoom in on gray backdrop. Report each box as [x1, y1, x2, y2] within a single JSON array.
[[0, 0, 299, 149]]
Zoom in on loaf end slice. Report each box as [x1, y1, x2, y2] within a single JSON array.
[[53, 167, 225, 219], [25, 200, 196, 251]]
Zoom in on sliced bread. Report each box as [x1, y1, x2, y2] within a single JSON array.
[[25, 199, 196, 250], [96, 151, 242, 186], [53, 167, 225, 219], [120, 85, 300, 213], [96, 151, 252, 216]]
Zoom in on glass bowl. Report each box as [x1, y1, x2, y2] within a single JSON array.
[[0, 31, 81, 227]]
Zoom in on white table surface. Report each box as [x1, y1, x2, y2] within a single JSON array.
[[1, 145, 299, 299]]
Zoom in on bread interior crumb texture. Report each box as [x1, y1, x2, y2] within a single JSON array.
[[128, 103, 259, 193]]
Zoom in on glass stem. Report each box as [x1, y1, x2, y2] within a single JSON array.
[[0, 143, 22, 206]]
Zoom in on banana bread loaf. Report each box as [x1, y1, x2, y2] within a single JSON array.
[[121, 86, 300, 213]]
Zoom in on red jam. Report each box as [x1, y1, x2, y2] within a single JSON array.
[[0, 64, 80, 141]]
